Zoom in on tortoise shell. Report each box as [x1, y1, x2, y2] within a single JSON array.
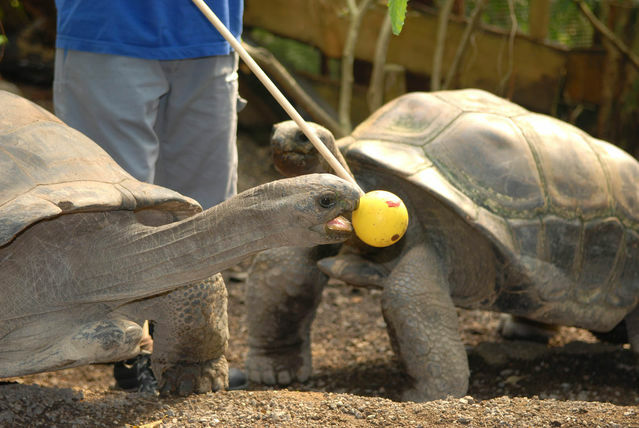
[[0, 90, 201, 247], [340, 89, 639, 315]]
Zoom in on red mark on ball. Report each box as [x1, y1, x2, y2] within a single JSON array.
[[386, 200, 400, 208]]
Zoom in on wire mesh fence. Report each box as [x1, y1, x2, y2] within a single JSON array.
[[463, 0, 597, 48]]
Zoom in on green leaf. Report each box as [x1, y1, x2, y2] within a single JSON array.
[[387, 0, 408, 35], [0, 35, 8, 46]]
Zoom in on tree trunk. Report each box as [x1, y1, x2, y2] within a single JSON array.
[[443, 0, 487, 89], [497, 0, 517, 97], [367, 12, 393, 112], [339, 0, 374, 132], [529, 0, 551, 42], [574, 0, 639, 72], [431, 0, 455, 91]]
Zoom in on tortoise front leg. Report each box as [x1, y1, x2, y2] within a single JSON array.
[[245, 245, 336, 385], [382, 244, 469, 401], [120, 274, 229, 395]]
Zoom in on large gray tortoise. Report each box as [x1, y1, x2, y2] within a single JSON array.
[[0, 90, 359, 395], [245, 89, 639, 402]]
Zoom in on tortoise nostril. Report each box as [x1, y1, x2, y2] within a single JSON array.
[[295, 130, 309, 143]]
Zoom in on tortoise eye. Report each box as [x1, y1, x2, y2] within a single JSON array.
[[319, 192, 337, 208]]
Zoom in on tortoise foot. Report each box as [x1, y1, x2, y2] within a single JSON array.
[[157, 356, 228, 396], [246, 345, 311, 385]]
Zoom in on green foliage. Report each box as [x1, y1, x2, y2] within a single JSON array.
[[0, 35, 7, 46], [387, 0, 408, 35]]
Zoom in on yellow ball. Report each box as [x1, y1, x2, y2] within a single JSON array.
[[352, 190, 409, 247]]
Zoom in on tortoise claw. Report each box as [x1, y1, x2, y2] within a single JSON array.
[[157, 356, 228, 396]]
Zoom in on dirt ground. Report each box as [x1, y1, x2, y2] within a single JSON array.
[[1, 84, 639, 427]]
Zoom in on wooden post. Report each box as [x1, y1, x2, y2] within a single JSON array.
[[529, 0, 551, 42], [383, 64, 407, 104]]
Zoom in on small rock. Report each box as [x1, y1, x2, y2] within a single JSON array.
[[0, 410, 14, 424]]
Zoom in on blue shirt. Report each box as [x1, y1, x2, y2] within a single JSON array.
[[55, 1, 243, 60]]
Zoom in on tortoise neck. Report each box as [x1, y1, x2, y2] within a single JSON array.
[[96, 188, 287, 297], [141, 190, 283, 286]]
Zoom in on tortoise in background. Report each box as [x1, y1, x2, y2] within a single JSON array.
[[245, 89, 639, 401], [0, 90, 359, 395]]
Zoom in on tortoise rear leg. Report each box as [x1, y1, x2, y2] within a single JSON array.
[[498, 315, 559, 343], [245, 245, 336, 385], [119, 274, 229, 396], [67, 319, 144, 364], [382, 244, 469, 402], [2, 316, 144, 378]]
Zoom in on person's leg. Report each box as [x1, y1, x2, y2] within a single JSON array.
[[154, 53, 240, 209], [54, 49, 169, 392], [53, 49, 168, 182]]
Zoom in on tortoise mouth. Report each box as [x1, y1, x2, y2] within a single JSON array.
[[325, 215, 353, 238]]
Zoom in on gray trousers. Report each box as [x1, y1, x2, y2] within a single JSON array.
[[53, 49, 241, 209]]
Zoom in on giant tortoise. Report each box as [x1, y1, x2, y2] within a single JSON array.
[[0, 90, 359, 395], [245, 89, 639, 402]]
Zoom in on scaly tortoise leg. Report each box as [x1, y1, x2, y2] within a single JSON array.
[[120, 274, 229, 396], [245, 245, 337, 385], [382, 244, 469, 402]]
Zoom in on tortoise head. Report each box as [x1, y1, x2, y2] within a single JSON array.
[[227, 172, 360, 246], [271, 120, 351, 178]]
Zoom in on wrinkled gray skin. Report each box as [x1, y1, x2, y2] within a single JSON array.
[[245, 89, 639, 402], [0, 90, 360, 396]]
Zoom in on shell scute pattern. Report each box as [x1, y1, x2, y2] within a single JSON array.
[[513, 114, 611, 219]]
